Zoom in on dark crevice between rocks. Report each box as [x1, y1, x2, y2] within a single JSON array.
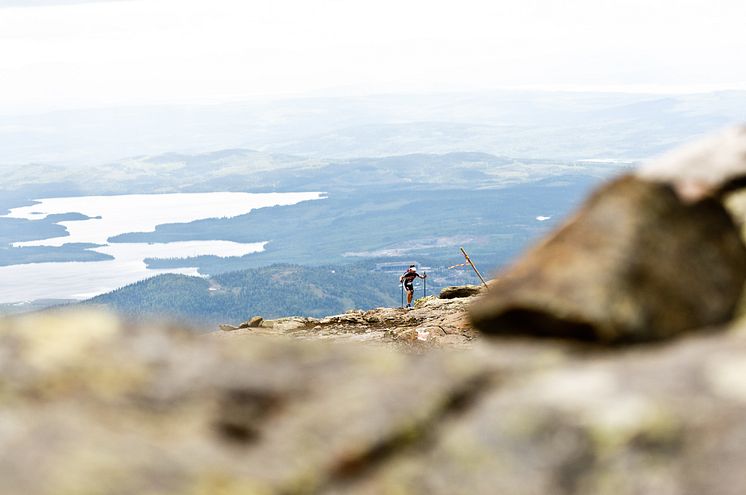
[[718, 175, 746, 200], [315, 373, 497, 494], [480, 308, 600, 341], [213, 388, 285, 446], [477, 307, 727, 348]]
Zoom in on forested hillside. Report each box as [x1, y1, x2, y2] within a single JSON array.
[[83, 264, 404, 326]]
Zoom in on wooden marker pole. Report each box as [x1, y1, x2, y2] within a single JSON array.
[[460, 247, 488, 288]]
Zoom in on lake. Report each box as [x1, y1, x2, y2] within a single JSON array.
[[0, 191, 323, 303]]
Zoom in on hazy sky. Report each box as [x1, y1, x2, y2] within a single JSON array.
[[1, 0, 745, 112]]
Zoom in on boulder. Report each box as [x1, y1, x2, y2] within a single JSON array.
[[246, 316, 264, 328], [439, 285, 482, 299], [470, 175, 746, 343], [266, 317, 311, 333], [221, 316, 264, 331]]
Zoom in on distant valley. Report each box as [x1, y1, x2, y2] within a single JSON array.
[[82, 263, 433, 327], [2, 89, 743, 318], [0, 150, 625, 309]]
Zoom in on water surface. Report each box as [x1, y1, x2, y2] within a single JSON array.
[[1, 191, 323, 302]]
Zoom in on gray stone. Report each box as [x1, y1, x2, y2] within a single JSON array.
[[247, 316, 264, 328], [265, 317, 310, 333], [439, 285, 482, 299], [470, 175, 746, 343], [222, 316, 264, 331]]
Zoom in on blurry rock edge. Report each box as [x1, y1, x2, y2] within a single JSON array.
[[471, 125, 746, 343], [3, 127, 746, 494]]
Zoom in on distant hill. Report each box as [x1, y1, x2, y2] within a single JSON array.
[[82, 263, 409, 326], [1, 90, 744, 166], [7, 89, 743, 310], [108, 172, 608, 274]]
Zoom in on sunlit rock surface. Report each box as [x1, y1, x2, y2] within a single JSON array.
[[218, 295, 477, 348]]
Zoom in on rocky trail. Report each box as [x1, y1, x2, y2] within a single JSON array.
[[217, 286, 481, 348]]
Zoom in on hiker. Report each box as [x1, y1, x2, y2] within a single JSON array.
[[400, 265, 426, 308]]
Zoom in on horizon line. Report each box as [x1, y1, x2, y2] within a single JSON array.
[[1, 84, 745, 117]]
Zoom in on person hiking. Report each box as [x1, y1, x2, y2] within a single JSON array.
[[400, 265, 426, 308]]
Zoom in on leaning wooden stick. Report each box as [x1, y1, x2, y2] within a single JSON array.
[[460, 247, 488, 288]]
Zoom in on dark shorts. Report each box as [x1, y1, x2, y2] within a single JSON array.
[[404, 281, 414, 292]]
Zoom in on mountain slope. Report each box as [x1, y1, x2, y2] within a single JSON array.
[[83, 264, 403, 325]]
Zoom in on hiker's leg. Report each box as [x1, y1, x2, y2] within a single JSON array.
[[407, 289, 413, 305]]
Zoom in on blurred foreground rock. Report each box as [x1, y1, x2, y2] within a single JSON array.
[[341, 325, 746, 495], [471, 127, 746, 343], [471, 175, 746, 343], [6, 310, 746, 494]]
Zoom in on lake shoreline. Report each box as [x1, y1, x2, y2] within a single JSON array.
[[0, 191, 324, 303]]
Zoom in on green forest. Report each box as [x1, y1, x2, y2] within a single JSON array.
[[83, 263, 417, 327]]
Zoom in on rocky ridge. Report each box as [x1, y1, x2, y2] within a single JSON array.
[[218, 292, 478, 348]]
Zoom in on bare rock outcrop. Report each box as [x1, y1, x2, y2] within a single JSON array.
[[439, 284, 482, 299], [217, 294, 478, 347]]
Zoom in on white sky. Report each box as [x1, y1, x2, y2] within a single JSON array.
[[1, 0, 745, 112]]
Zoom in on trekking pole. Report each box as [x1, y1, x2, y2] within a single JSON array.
[[460, 247, 489, 288], [423, 272, 427, 298], [401, 282, 404, 308]]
